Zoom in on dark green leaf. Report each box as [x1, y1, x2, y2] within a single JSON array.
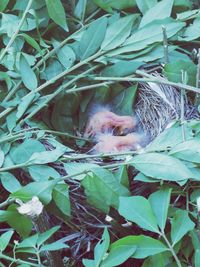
[[45, 0, 68, 31], [119, 196, 160, 233], [164, 60, 197, 86], [82, 167, 130, 213], [53, 184, 71, 216], [0, 0, 9, 12]]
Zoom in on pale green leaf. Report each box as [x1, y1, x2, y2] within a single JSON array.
[[135, 0, 157, 14], [171, 209, 195, 246], [149, 188, 171, 231], [111, 235, 167, 259], [19, 54, 38, 90], [0, 230, 14, 251], [101, 15, 138, 51], [45, 0, 68, 31], [131, 153, 192, 181], [79, 16, 107, 60], [94, 228, 110, 266], [169, 138, 200, 163], [139, 0, 174, 28], [119, 196, 160, 233], [53, 184, 71, 216], [0, 172, 21, 193]]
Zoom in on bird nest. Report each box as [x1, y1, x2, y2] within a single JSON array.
[[135, 74, 200, 141], [58, 74, 200, 265]]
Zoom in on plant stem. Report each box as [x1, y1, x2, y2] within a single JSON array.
[[0, 0, 33, 62], [0, 253, 41, 267], [162, 25, 169, 64], [0, 198, 14, 209], [161, 232, 182, 267], [180, 70, 186, 142], [195, 49, 200, 105], [0, 163, 26, 173]]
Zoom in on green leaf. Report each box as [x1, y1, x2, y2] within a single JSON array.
[[16, 92, 36, 119], [64, 162, 98, 180], [112, 84, 138, 115], [94, 228, 110, 266], [195, 249, 200, 267], [53, 184, 71, 216], [131, 153, 192, 181], [171, 209, 195, 246], [82, 168, 130, 213], [146, 124, 193, 152], [20, 33, 41, 53], [169, 138, 200, 163], [111, 235, 168, 259], [149, 188, 171, 231], [40, 240, 68, 252], [0, 150, 4, 167], [79, 17, 107, 60], [19, 54, 38, 90], [92, 0, 136, 12], [101, 15, 138, 51], [45, 0, 68, 31], [0, 230, 14, 252], [9, 139, 45, 164], [27, 149, 65, 165], [164, 60, 197, 86], [28, 165, 60, 181], [101, 60, 143, 77], [17, 234, 38, 249], [114, 166, 129, 188], [101, 244, 136, 267], [0, 172, 21, 193], [139, 0, 174, 28], [82, 259, 95, 267], [0, 0, 9, 12], [135, 0, 157, 14], [53, 40, 76, 69], [179, 18, 200, 41], [142, 254, 166, 267], [37, 226, 60, 246], [109, 18, 185, 55], [119, 196, 160, 233], [176, 9, 200, 21], [6, 204, 32, 238], [11, 180, 58, 204]]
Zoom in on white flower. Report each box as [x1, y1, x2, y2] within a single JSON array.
[[17, 196, 43, 217]]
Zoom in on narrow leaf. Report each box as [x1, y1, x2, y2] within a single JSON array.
[[45, 0, 68, 31]]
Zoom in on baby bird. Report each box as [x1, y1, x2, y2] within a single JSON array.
[[93, 133, 141, 153], [84, 109, 136, 137]]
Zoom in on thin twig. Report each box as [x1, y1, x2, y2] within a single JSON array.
[[162, 25, 169, 64], [0, 0, 33, 62]]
